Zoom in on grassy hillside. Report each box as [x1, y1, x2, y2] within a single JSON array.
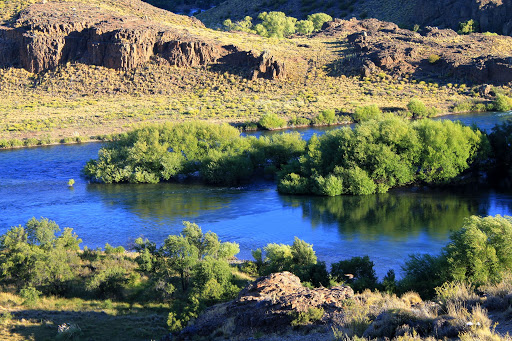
[[0, 0, 505, 147], [0, 0, 200, 26]]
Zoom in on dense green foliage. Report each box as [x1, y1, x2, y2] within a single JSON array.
[[493, 93, 512, 112], [278, 117, 486, 195], [223, 11, 332, 38], [307, 13, 332, 31], [258, 112, 287, 129], [3, 214, 512, 338], [401, 215, 512, 298], [352, 104, 382, 122], [489, 120, 512, 181], [84, 121, 305, 185], [0, 218, 245, 334], [252, 237, 329, 287], [331, 256, 379, 292], [86, 119, 490, 195], [458, 19, 479, 34], [406, 98, 438, 118]]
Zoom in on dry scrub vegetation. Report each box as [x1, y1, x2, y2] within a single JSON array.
[[1, 0, 505, 146]]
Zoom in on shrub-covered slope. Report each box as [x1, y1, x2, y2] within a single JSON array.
[[197, 0, 512, 36]]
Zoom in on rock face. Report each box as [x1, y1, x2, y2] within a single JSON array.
[[176, 272, 354, 340], [0, 2, 285, 79], [329, 18, 512, 84], [407, 0, 512, 36]]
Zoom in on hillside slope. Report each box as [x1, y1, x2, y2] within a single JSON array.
[[197, 0, 512, 35], [1, 0, 512, 147]]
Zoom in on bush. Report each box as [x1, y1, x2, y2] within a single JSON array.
[[258, 113, 286, 130], [444, 215, 512, 286], [19, 286, 42, 306], [307, 13, 332, 31], [407, 98, 437, 118], [296, 20, 314, 35], [352, 104, 381, 122], [493, 93, 512, 112], [331, 256, 378, 292], [289, 307, 324, 326], [313, 174, 343, 196], [458, 19, 478, 34], [428, 54, 441, 64], [312, 109, 337, 125], [255, 237, 328, 285], [255, 11, 297, 38], [278, 173, 310, 194], [288, 115, 311, 126], [277, 117, 485, 196], [400, 254, 448, 298]]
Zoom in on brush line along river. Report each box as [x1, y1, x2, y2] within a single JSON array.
[[1, 111, 512, 276]]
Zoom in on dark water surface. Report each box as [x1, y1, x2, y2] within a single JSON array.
[[1, 112, 512, 276]]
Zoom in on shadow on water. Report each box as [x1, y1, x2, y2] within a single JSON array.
[[280, 186, 497, 241], [85, 182, 234, 223]]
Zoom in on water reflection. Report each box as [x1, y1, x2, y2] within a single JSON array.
[[86, 182, 233, 222], [281, 187, 494, 241]]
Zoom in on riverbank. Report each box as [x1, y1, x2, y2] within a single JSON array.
[[0, 105, 501, 150]]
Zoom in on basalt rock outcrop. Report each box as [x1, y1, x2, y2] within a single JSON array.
[[328, 18, 512, 84], [0, 2, 286, 79], [175, 272, 354, 340]]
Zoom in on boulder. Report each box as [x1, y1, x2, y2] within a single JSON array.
[[176, 272, 354, 340]]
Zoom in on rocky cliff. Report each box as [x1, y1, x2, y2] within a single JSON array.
[[324, 18, 512, 84], [0, 2, 286, 79]]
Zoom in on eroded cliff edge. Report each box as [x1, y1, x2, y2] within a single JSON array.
[[0, 2, 285, 79]]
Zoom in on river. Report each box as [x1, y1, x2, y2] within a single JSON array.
[[1, 111, 512, 276]]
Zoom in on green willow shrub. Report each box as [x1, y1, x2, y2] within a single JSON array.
[[312, 109, 337, 125], [296, 19, 314, 35], [458, 19, 478, 34], [255, 11, 297, 38], [0, 218, 82, 292], [278, 117, 486, 196], [445, 215, 512, 286], [313, 174, 343, 196], [258, 113, 286, 130], [493, 93, 512, 112], [400, 215, 512, 298], [407, 98, 437, 118], [84, 121, 244, 184], [352, 104, 381, 122], [307, 13, 333, 31], [399, 254, 448, 298], [85, 121, 307, 186], [413, 119, 484, 183], [254, 237, 329, 286]]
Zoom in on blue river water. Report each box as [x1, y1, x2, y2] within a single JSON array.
[[1, 111, 512, 277]]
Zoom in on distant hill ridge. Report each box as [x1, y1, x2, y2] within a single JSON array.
[[195, 0, 512, 35]]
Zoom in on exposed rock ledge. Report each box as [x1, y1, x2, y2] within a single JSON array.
[[322, 18, 512, 84], [175, 272, 354, 340], [0, 2, 285, 79]]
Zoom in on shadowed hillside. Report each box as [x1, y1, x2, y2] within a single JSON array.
[[197, 0, 512, 36]]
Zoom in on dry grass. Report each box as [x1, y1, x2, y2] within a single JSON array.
[[0, 0, 507, 148], [0, 291, 170, 341]]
